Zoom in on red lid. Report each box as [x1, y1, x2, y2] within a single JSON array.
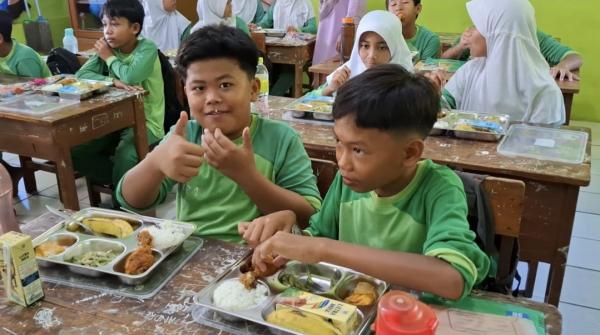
[[374, 291, 439, 335], [342, 17, 354, 24]]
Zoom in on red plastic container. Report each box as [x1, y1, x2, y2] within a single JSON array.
[[374, 291, 438, 335]]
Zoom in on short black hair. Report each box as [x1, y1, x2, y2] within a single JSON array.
[[386, 0, 421, 8], [176, 25, 259, 81], [0, 11, 13, 42], [101, 0, 144, 36], [333, 64, 439, 138]]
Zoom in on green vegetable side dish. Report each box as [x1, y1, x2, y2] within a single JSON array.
[[68, 250, 119, 267]]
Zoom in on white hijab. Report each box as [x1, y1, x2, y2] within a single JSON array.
[[444, 0, 565, 125], [141, 0, 190, 51], [192, 0, 236, 33], [233, 0, 257, 23], [273, 0, 315, 30], [326, 10, 413, 84]]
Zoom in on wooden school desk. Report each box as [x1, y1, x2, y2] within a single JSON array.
[[0, 212, 562, 335], [309, 59, 581, 124], [265, 35, 316, 98], [0, 78, 148, 211], [263, 96, 591, 306]]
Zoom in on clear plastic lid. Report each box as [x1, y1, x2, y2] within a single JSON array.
[[497, 124, 588, 164]]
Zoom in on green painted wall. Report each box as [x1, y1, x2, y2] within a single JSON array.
[[311, 0, 600, 122], [12, 0, 71, 51]]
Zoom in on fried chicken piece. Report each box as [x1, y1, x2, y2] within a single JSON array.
[[124, 231, 155, 275], [239, 257, 280, 290], [344, 281, 377, 306]]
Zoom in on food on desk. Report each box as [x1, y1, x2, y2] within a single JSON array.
[[83, 217, 134, 238], [41, 79, 111, 97], [124, 230, 156, 275], [343, 281, 377, 306], [56, 77, 78, 85], [267, 288, 359, 335], [455, 119, 505, 134], [34, 235, 77, 257], [142, 221, 187, 251], [239, 257, 280, 290], [213, 278, 269, 311], [67, 249, 119, 267]]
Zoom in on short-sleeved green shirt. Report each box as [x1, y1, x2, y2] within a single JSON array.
[[305, 159, 490, 299], [117, 114, 322, 243], [0, 39, 51, 78], [407, 25, 441, 62]]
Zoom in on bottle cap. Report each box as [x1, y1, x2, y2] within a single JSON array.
[[342, 17, 354, 24], [258, 57, 264, 64], [64, 28, 74, 37], [374, 291, 438, 335]]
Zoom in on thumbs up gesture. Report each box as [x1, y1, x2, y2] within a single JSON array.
[[201, 126, 256, 182], [152, 112, 205, 183]]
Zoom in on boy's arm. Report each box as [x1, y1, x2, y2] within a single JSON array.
[[257, 5, 274, 28], [103, 41, 158, 84], [76, 55, 113, 82], [14, 58, 46, 78], [441, 36, 469, 60], [300, 17, 318, 34], [421, 34, 441, 60]]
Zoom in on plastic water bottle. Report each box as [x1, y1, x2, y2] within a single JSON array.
[[256, 57, 269, 113], [63, 28, 79, 54]]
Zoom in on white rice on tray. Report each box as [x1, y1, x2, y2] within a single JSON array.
[[143, 222, 187, 251], [213, 279, 268, 311]]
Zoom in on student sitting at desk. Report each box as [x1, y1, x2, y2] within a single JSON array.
[[442, 28, 583, 82], [73, 0, 165, 193], [443, 0, 565, 126], [232, 0, 265, 25], [387, 0, 440, 62], [255, 0, 317, 35], [117, 26, 321, 242], [317, 10, 413, 96], [141, 0, 190, 52], [240, 64, 490, 300], [192, 0, 250, 35]]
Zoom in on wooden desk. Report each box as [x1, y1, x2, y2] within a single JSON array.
[[265, 36, 316, 98], [0, 83, 148, 211], [263, 96, 591, 306], [0, 212, 562, 334]]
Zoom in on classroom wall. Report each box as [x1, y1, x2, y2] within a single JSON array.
[[12, 0, 71, 50], [311, 0, 600, 122]]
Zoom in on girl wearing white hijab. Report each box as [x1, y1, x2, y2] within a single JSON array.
[[141, 0, 190, 51], [321, 10, 413, 96], [232, 0, 265, 24], [257, 0, 317, 34], [443, 0, 565, 126], [191, 0, 250, 35]]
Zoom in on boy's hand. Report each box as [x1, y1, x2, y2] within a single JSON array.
[[550, 65, 580, 81], [239, 210, 296, 248], [248, 23, 257, 31], [201, 127, 255, 181], [423, 70, 447, 92], [459, 27, 474, 50], [113, 79, 143, 92], [325, 66, 351, 94], [94, 38, 114, 61], [252, 232, 324, 273], [151, 112, 205, 183]]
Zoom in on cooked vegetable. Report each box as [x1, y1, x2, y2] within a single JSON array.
[[68, 250, 119, 267]]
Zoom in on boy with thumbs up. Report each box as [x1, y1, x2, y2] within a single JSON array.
[[116, 26, 321, 242]]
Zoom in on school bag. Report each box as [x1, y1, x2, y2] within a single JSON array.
[[456, 171, 521, 296], [46, 47, 81, 75], [157, 49, 185, 134]]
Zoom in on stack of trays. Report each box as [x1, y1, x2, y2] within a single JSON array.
[[33, 208, 195, 285], [432, 110, 510, 142], [193, 257, 388, 335], [286, 95, 334, 121]]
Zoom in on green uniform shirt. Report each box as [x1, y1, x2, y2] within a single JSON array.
[[407, 25, 440, 62], [253, 0, 266, 23], [452, 30, 576, 66], [257, 5, 318, 34], [0, 39, 51, 78], [305, 160, 490, 299], [117, 114, 322, 243], [76, 37, 165, 139], [236, 16, 251, 35]]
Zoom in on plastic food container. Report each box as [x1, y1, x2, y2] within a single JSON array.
[[497, 124, 588, 164]]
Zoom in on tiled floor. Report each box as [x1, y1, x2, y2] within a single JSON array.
[[3, 121, 599, 334]]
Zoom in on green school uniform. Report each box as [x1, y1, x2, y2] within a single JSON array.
[[0, 39, 51, 78], [305, 160, 490, 299], [73, 37, 165, 187], [407, 25, 440, 62], [257, 5, 318, 35], [253, 0, 266, 23], [117, 115, 322, 243]]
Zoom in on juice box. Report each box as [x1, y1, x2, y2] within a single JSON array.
[[271, 288, 358, 335], [0, 232, 44, 307]]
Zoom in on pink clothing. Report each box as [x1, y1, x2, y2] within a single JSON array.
[[312, 0, 366, 65]]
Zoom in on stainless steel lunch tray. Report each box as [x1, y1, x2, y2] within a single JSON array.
[[40, 79, 112, 100], [432, 110, 510, 142], [32, 207, 195, 285], [192, 256, 388, 335], [286, 95, 334, 122]]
